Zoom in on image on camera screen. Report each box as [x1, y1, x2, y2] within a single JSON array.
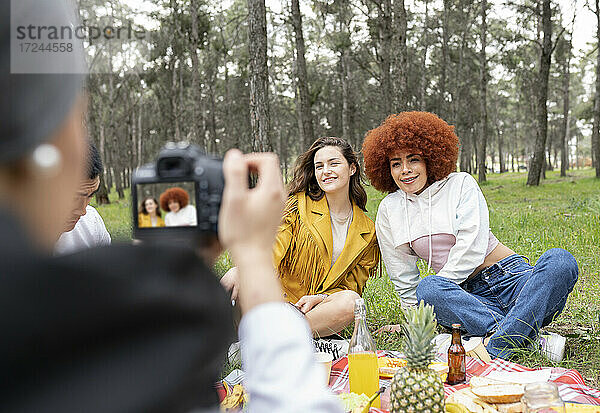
[[136, 182, 197, 228]]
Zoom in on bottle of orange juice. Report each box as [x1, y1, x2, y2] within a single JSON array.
[[348, 298, 380, 409]]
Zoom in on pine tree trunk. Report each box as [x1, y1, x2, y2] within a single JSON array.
[[95, 124, 110, 205], [561, 36, 571, 177], [247, 0, 272, 152], [440, 0, 450, 114], [340, 50, 351, 142], [593, 0, 600, 177], [527, 0, 552, 186], [392, 0, 407, 109], [477, 0, 488, 183], [377, 0, 393, 116], [420, 0, 429, 110], [190, 0, 201, 144], [290, 0, 314, 151]]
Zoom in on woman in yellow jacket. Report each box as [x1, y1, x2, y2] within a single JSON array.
[[138, 197, 166, 228], [221, 137, 379, 336]]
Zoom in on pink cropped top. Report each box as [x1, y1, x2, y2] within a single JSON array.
[[411, 231, 499, 273]]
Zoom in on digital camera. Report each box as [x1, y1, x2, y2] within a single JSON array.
[[131, 142, 224, 241]]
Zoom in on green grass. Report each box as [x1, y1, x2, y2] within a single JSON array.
[[97, 169, 600, 388]]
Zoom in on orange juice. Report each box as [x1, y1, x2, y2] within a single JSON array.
[[348, 352, 380, 408]]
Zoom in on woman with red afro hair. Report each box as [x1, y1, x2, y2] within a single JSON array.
[[362, 112, 578, 361], [159, 187, 197, 227]]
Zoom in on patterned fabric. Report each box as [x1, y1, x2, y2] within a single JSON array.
[[217, 351, 600, 412], [327, 351, 600, 413]]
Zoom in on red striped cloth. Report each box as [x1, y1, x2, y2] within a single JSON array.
[[327, 351, 600, 413]]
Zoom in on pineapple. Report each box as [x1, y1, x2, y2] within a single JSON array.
[[390, 302, 445, 413]]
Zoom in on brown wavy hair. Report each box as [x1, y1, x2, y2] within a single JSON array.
[[362, 111, 459, 193], [287, 137, 368, 211], [159, 187, 189, 212], [139, 197, 162, 217]]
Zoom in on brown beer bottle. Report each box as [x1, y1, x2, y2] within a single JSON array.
[[447, 323, 466, 385]]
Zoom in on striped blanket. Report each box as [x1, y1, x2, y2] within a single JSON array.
[[327, 351, 600, 412]]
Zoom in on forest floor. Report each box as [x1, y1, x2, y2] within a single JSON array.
[[98, 168, 600, 389]]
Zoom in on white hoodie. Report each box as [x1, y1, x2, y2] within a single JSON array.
[[375, 172, 493, 306]]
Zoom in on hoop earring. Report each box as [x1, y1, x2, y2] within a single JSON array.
[[30, 144, 62, 177]]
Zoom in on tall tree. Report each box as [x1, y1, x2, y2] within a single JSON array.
[[560, 33, 571, 177], [478, 0, 488, 183], [247, 0, 272, 151], [527, 0, 553, 186], [290, 0, 314, 151], [375, 0, 394, 116], [593, 0, 600, 177], [392, 0, 408, 109]]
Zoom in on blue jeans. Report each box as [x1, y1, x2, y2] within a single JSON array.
[[415, 249, 578, 359]]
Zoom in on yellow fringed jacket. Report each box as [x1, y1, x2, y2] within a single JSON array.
[[138, 213, 165, 228], [273, 192, 380, 303]]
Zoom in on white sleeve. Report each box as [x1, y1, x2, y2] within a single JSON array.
[[240, 302, 343, 413], [437, 175, 489, 284], [375, 202, 420, 306], [95, 212, 111, 246], [165, 212, 173, 227], [186, 205, 197, 226]]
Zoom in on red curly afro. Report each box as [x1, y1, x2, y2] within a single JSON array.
[[362, 111, 459, 193], [159, 187, 190, 212]]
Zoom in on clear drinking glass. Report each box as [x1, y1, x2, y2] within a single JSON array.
[[522, 382, 565, 413]]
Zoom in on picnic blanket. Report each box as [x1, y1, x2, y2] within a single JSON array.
[[326, 351, 600, 412], [217, 350, 600, 412]]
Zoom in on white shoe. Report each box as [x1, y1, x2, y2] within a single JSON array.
[[538, 332, 566, 362], [313, 337, 349, 360]]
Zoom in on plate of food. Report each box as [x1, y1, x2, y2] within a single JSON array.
[[378, 356, 408, 378]]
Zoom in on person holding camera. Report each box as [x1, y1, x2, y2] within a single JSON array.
[[0, 1, 342, 412], [221, 137, 380, 337]]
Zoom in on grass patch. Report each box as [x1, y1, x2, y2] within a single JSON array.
[[97, 169, 600, 388]]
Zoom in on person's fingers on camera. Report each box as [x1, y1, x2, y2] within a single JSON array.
[[244, 153, 282, 190], [231, 284, 239, 301], [222, 149, 249, 201]]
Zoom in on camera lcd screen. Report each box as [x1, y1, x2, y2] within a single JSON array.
[[135, 182, 197, 228]]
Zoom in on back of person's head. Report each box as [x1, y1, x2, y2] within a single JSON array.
[[0, 0, 87, 249], [87, 142, 103, 180], [287, 137, 368, 211], [1, 3, 233, 413]]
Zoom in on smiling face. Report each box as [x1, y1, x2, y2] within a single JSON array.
[[168, 199, 181, 213], [144, 198, 157, 214], [389, 150, 429, 195], [313, 145, 356, 196]]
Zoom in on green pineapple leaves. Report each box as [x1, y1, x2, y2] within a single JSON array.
[[402, 301, 438, 369]]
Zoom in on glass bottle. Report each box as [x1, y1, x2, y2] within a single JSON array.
[[348, 298, 380, 408], [447, 323, 466, 385], [522, 382, 565, 413]]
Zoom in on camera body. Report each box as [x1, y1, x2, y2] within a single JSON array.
[[131, 142, 224, 241]]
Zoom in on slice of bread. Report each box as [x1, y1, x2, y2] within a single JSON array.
[[469, 376, 505, 388], [495, 402, 525, 413], [471, 384, 525, 404]]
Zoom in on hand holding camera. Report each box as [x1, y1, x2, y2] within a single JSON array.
[[219, 149, 286, 313]]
